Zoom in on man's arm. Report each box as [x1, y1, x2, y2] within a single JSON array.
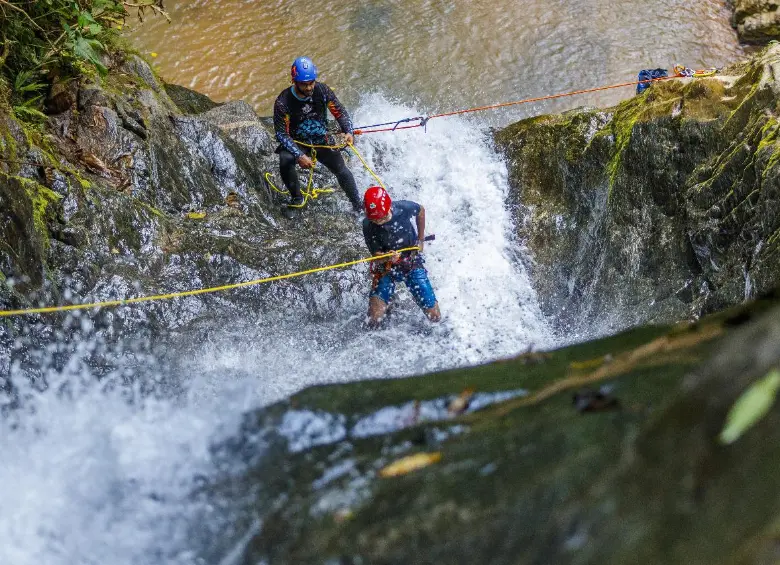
[[415, 205, 426, 252], [322, 83, 354, 139], [273, 95, 303, 159]]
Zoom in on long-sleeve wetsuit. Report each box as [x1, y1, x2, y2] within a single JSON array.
[[272, 83, 359, 210], [273, 83, 353, 159]]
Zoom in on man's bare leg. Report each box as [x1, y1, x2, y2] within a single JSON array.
[[367, 296, 389, 327], [424, 302, 441, 323]]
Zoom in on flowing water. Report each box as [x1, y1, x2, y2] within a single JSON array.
[[2, 1, 748, 563]]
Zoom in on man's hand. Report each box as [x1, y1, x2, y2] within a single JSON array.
[[297, 154, 314, 169], [344, 133, 354, 146]]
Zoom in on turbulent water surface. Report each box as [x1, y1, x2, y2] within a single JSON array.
[[2, 1, 749, 563], [128, 0, 745, 118]]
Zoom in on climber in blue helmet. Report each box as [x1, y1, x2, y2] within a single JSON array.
[[272, 56, 361, 212]]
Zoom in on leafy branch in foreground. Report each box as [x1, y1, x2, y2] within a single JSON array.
[[0, 0, 169, 122]]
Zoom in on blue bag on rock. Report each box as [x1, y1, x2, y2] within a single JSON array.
[[636, 68, 668, 94]]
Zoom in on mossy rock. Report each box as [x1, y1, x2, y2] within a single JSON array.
[[731, 0, 780, 44], [164, 82, 222, 115], [495, 44, 780, 334], [197, 290, 780, 564]]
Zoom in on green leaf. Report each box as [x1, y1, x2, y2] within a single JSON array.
[[18, 82, 47, 95], [719, 369, 780, 445], [72, 35, 108, 75], [19, 94, 44, 108], [88, 24, 103, 36], [78, 11, 97, 28], [14, 70, 36, 91], [12, 105, 48, 123]]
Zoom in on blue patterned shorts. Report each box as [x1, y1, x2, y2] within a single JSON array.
[[371, 267, 437, 309]]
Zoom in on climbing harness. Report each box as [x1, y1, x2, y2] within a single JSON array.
[[265, 147, 335, 208], [370, 253, 419, 287], [369, 235, 435, 288]]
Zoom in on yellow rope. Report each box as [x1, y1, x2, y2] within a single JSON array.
[[265, 140, 387, 206], [346, 142, 386, 189], [0, 247, 422, 318], [0, 138, 396, 319], [264, 147, 335, 208]]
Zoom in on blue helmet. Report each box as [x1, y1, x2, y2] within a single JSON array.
[[291, 57, 318, 82]]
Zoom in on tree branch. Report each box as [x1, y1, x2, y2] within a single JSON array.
[[0, 0, 46, 32], [0, 36, 11, 68], [122, 1, 170, 22]]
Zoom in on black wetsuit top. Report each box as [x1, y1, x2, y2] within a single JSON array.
[[273, 83, 353, 159], [362, 200, 421, 256]]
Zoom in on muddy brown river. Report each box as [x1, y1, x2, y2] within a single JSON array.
[[127, 0, 746, 123]]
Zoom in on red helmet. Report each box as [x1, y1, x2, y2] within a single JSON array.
[[364, 186, 392, 220]]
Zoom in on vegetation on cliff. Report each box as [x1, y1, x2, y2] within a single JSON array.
[[0, 0, 167, 122]]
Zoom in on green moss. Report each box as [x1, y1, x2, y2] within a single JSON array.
[[15, 177, 62, 248], [757, 117, 779, 151], [1, 127, 19, 165], [132, 198, 166, 218], [756, 115, 780, 174], [680, 79, 729, 119], [723, 79, 762, 132], [766, 226, 780, 247], [603, 78, 736, 197], [604, 98, 661, 193]]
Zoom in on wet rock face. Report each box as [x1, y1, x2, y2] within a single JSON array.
[[202, 292, 780, 565], [731, 0, 780, 44], [0, 52, 363, 333], [163, 82, 222, 115], [496, 45, 780, 335]]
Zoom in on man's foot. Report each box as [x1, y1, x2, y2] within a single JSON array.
[[287, 195, 305, 208]]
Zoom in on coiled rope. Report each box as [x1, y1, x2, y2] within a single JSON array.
[[264, 140, 387, 207]]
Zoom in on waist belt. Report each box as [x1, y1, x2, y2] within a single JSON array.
[[370, 252, 422, 281]]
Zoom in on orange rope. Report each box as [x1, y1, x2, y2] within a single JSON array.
[[354, 75, 676, 135]]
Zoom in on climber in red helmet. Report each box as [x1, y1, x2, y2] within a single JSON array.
[[362, 185, 441, 327]]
